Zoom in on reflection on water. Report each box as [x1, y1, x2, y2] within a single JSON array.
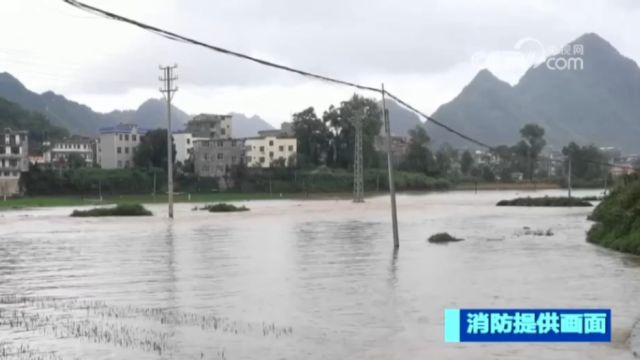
[[1, 189, 639, 359]]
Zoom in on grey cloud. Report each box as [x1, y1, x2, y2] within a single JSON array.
[[62, 0, 640, 94]]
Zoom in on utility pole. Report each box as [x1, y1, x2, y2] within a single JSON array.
[[160, 64, 178, 219], [353, 107, 365, 203], [382, 84, 399, 249], [603, 161, 609, 196], [567, 156, 572, 199]]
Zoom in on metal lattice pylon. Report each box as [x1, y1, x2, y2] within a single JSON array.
[[353, 110, 364, 203]]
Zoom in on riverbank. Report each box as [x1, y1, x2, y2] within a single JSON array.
[[0, 183, 579, 210], [587, 178, 640, 255], [453, 182, 560, 191]]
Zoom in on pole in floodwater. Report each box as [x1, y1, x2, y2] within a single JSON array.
[[567, 156, 572, 199], [381, 84, 399, 249], [159, 64, 178, 219]]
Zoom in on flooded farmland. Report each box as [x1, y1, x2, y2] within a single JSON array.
[[1, 189, 639, 359]]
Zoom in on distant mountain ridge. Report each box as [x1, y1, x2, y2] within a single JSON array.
[[0, 72, 273, 138], [230, 112, 275, 137], [427, 33, 640, 153]]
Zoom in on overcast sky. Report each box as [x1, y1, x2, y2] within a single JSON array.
[[1, 0, 639, 127]]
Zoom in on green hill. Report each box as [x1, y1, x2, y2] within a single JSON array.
[[0, 96, 69, 153]]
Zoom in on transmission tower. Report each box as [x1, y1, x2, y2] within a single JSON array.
[[159, 64, 178, 218], [353, 108, 365, 203]]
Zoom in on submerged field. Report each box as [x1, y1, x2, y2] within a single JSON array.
[[1, 189, 639, 359]]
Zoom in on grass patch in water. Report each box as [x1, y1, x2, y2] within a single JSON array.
[[496, 196, 592, 207], [70, 203, 152, 217], [198, 203, 250, 212], [428, 232, 464, 244]]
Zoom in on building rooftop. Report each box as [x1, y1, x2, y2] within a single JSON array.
[[2, 128, 28, 134], [99, 123, 149, 135]]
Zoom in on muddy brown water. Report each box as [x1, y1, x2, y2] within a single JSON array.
[[1, 189, 639, 359]]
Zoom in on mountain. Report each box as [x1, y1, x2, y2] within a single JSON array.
[[428, 33, 640, 153], [0, 97, 69, 152], [230, 112, 275, 137], [381, 99, 423, 136], [0, 72, 189, 134], [105, 99, 189, 131]]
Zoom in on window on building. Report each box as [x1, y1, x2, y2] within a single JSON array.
[[132, 135, 137, 141], [221, 128, 226, 135], [259, 146, 264, 152], [217, 141, 223, 147], [117, 160, 122, 168], [125, 134, 129, 141], [125, 147, 129, 154], [259, 157, 265, 163], [119, 134, 123, 141], [279, 145, 284, 151], [186, 138, 190, 145], [246, 156, 252, 162], [204, 154, 208, 160], [125, 160, 130, 168], [269, 140, 274, 146], [269, 152, 274, 158], [288, 145, 294, 151], [217, 153, 223, 160]]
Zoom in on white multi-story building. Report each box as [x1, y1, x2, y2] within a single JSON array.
[[186, 114, 233, 139], [97, 124, 147, 169], [0, 128, 29, 197], [45, 136, 95, 167], [245, 130, 297, 168], [172, 132, 193, 164]]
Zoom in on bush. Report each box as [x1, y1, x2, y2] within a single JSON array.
[[587, 179, 640, 255], [428, 232, 464, 244], [70, 203, 152, 217], [496, 196, 592, 207], [199, 203, 249, 212]]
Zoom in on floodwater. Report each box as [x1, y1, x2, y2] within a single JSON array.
[[1, 189, 639, 360]]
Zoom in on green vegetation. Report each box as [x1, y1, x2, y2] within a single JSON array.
[[133, 129, 176, 171], [70, 203, 152, 217], [199, 203, 250, 212], [496, 197, 592, 207], [0, 96, 68, 153], [0, 192, 288, 209], [587, 178, 640, 255], [428, 233, 464, 244]]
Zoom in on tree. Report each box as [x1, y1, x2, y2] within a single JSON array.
[[401, 126, 436, 174], [435, 143, 458, 176], [291, 107, 330, 167], [518, 124, 546, 180], [133, 129, 176, 171], [322, 94, 382, 169], [67, 153, 86, 169], [460, 150, 474, 175], [562, 142, 607, 181]]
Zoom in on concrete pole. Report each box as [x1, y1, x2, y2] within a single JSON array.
[[382, 84, 399, 249], [160, 65, 178, 218], [567, 157, 572, 199]]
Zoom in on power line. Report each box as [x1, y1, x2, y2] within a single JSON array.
[[62, 0, 381, 93], [384, 90, 495, 150], [60, 0, 503, 154], [61, 0, 640, 175]]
